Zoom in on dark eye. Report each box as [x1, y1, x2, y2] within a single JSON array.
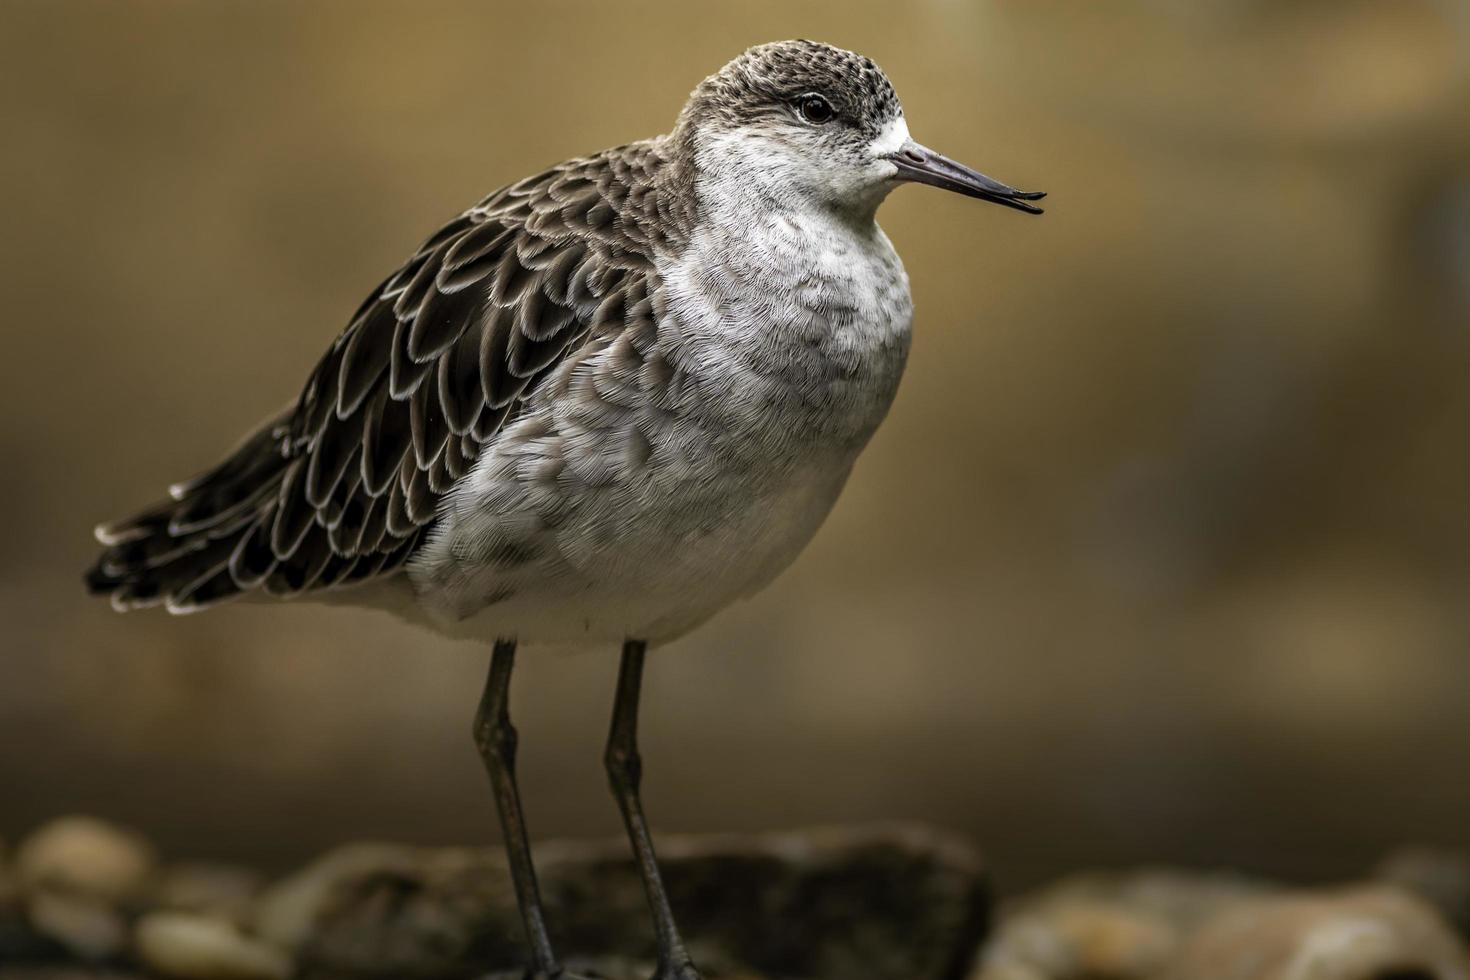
[[796, 93, 835, 124]]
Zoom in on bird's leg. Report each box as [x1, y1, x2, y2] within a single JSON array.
[[474, 639, 565, 980], [604, 639, 702, 980]]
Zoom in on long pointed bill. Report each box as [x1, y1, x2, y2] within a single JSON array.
[[887, 139, 1046, 215]]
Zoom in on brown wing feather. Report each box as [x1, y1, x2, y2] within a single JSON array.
[[86, 139, 685, 613]]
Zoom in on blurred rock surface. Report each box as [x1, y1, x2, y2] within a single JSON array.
[[0, 818, 1466, 980], [262, 824, 987, 980]]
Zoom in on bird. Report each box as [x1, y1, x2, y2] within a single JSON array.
[[86, 39, 1043, 980]]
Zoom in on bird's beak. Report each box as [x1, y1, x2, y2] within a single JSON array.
[[886, 139, 1045, 215]]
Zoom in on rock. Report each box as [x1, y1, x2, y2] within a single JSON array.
[[156, 863, 264, 927], [135, 912, 292, 980], [1162, 885, 1470, 979], [1376, 848, 1470, 939], [252, 843, 415, 954], [7, 814, 1463, 980], [24, 889, 127, 961], [258, 825, 988, 980], [974, 869, 1274, 979], [14, 817, 156, 906]]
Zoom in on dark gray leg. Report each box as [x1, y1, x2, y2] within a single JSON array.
[[474, 639, 563, 980], [605, 639, 702, 980]]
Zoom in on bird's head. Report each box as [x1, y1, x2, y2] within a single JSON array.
[[675, 40, 1044, 221]]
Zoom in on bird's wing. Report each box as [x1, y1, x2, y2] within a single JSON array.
[[88, 141, 679, 612]]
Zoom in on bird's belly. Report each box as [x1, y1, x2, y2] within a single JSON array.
[[558, 456, 853, 639], [407, 440, 857, 647]]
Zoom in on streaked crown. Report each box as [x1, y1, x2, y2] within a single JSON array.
[[680, 39, 902, 141]]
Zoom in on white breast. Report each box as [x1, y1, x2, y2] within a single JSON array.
[[658, 191, 914, 450]]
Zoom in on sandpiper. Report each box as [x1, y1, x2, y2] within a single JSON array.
[[87, 40, 1043, 980]]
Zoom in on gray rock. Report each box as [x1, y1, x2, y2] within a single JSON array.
[[257, 824, 988, 980], [134, 912, 292, 980]]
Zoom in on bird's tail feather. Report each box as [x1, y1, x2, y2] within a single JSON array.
[[86, 410, 294, 614]]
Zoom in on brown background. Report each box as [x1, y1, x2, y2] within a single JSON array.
[[2, 0, 1468, 893]]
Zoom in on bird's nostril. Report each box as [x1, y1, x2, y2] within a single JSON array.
[[901, 148, 925, 164]]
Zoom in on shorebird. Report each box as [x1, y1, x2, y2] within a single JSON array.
[[87, 40, 1043, 980]]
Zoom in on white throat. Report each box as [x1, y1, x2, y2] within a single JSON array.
[[690, 115, 910, 226]]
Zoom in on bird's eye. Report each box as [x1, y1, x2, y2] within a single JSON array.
[[796, 94, 835, 125]]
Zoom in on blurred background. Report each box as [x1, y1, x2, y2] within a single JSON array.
[[2, 0, 1468, 894]]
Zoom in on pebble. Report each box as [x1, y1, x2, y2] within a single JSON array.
[[1162, 886, 1470, 980], [15, 817, 156, 905], [135, 912, 292, 980], [975, 869, 1272, 979], [974, 872, 1470, 979]]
